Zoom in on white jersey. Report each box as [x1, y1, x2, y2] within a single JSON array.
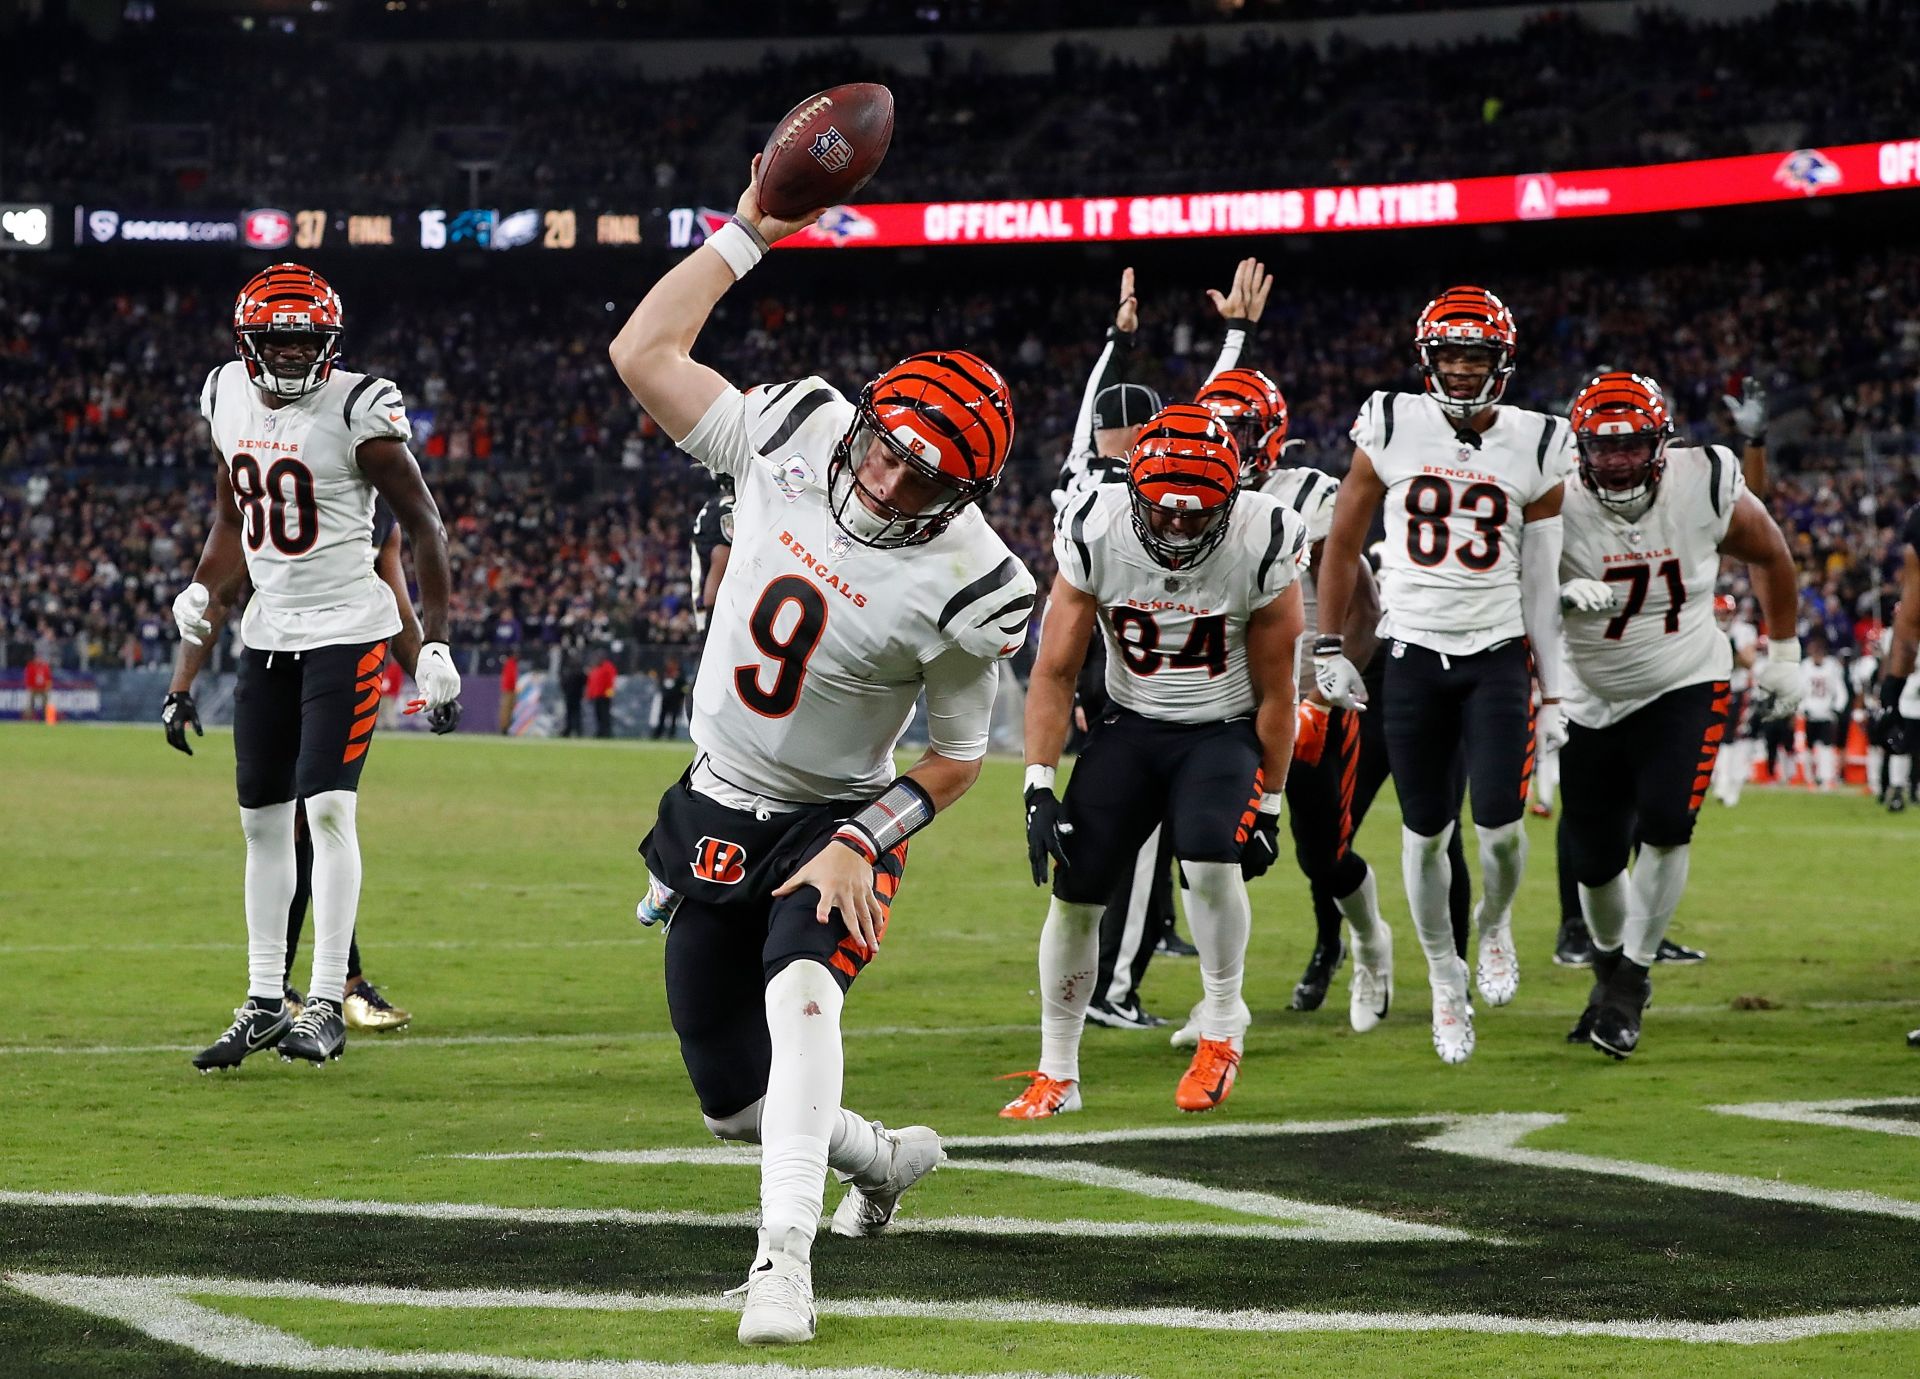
[[1849, 653, 1880, 706], [1559, 444, 1742, 726], [1053, 482, 1306, 723], [1727, 618, 1759, 692], [199, 361, 405, 653], [677, 378, 1033, 805], [1257, 466, 1339, 692], [1800, 658, 1848, 721], [1349, 391, 1573, 655]]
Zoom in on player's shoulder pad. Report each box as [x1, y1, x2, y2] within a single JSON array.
[[1671, 441, 1742, 520], [199, 363, 231, 422], [340, 371, 410, 443], [1240, 489, 1309, 593], [937, 546, 1037, 661], [743, 376, 849, 458], [1529, 411, 1574, 475], [1055, 479, 1121, 583], [1349, 389, 1403, 454]]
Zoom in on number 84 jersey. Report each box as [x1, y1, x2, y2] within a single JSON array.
[[199, 360, 404, 653], [1351, 390, 1573, 654]]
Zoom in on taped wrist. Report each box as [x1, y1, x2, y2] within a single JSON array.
[[1312, 634, 1344, 661], [706, 216, 768, 280], [832, 776, 936, 863]]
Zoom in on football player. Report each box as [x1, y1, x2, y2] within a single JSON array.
[[1555, 372, 1800, 1058], [689, 473, 734, 637], [1010, 404, 1308, 1118], [176, 263, 459, 1073], [165, 498, 438, 1032], [607, 162, 1034, 1348], [1710, 594, 1762, 808], [1796, 637, 1849, 790], [1883, 509, 1920, 816], [1313, 286, 1571, 1063]]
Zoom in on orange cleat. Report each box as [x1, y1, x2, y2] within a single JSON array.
[[1174, 1038, 1241, 1113], [996, 1071, 1082, 1120]]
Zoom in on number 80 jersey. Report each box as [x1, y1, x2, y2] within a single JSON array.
[[1350, 390, 1573, 653], [199, 360, 405, 653]]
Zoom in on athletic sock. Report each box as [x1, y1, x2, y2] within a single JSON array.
[[1623, 843, 1689, 968], [1182, 860, 1252, 1041], [239, 801, 297, 1001], [1335, 865, 1389, 967], [1892, 754, 1913, 792], [1475, 818, 1527, 930], [1579, 871, 1629, 952], [302, 789, 362, 1006], [700, 1096, 882, 1183], [1401, 824, 1459, 971], [1037, 896, 1101, 1082], [759, 959, 842, 1255]]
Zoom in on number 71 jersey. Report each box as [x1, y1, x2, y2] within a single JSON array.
[[1351, 390, 1572, 650]]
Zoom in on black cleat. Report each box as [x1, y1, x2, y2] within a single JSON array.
[[1155, 929, 1199, 959], [1888, 793, 1907, 814], [1086, 995, 1169, 1030], [193, 999, 290, 1072], [279, 998, 346, 1065], [1908, 1028, 1920, 1050], [1590, 958, 1652, 1060], [1553, 916, 1595, 968], [1290, 939, 1346, 1012], [1654, 936, 1707, 964], [1567, 946, 1622, 1044]]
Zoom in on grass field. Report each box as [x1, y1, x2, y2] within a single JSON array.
[[3, 720, 1917, 1378]]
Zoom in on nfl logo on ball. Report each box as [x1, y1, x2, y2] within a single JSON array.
[[809, 127, 854, 173]]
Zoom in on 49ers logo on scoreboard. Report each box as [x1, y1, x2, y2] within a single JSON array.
[[691, 836, 748, 885]]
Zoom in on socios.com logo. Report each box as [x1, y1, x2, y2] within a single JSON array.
[[88, 209, 120, 243]]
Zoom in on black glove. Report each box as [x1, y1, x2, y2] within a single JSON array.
[[426, 699, 462, 735], [161, 690, 203, 756], [1024, 786, 1072, 887], [1240, 809, 1282, 880]]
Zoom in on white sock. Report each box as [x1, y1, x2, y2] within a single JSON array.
[[1869, 747, 1885, 793], [1713, 737, 1743, 804], [1815, 744, 1837, 788], [1400, 824, 1458, 971], [239, 802, 297, 1001], [1579, 871, 1629, 952], [1794, 748, 1812, 787], [1623, 844, 1689, 968], [302, 790, 362, 1006], [1182, 860, 1252, 1041], [1892, 754, 1913, 791], [1036, 896, 1101, 1082], [1335, 865, 1389, 966], [1475, 818, 1527, 930], [759, 960, 842, 1254], [701, 1094, 884, 1182]]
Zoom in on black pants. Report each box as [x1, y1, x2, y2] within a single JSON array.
[[593, 696, 613, 738], [562, 672, 587, 737], [1053, 707, 1264, 905], [234, 639, 389, 808], [642, 774, 907, 1120], [284, 801, 363, 984], [1560, 680, 1729, 886], [653, 686, 686, 739], [1383, 637, 1534, 835]]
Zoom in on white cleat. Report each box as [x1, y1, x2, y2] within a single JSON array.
[[831, 1123, 944, 1238], [730, 1248, 815, 1346], [1348, 922, 1393, 1034], [1431, 958, 1476, 1065], [1474, 905, 1520, 1007]]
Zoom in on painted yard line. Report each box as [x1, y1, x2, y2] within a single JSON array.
[[0, 937, 641, 955], [14, 1272, 1920, 1347], [1710, 1097, 1920, 1139], [0, 1024, 1035, 1058], [1417, 1113, 1920, 1220], [0, 1189, 1379, 1244], [3, 1273, 1106, 1379]]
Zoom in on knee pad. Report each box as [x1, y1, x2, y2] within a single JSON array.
[[764, 957, 844, 1019], [1401, 822, 1455, 861], [240, 801, 295, 845], [1477, 818, 1524, 861], [1180, 859, 1245, 907], [302, 789, 357, 846], [703, 1096, 765, 1144]]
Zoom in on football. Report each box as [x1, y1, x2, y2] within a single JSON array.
[[756, 83, 895, 219]]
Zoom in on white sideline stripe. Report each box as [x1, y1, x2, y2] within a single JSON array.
[[12, 1271, 1920, 1348], [1710, 1097, 1920, 1140], [3, 1273, 1108, 1379], [1417, 1114, 1920, 1220], [0, 1024, 1035, 1058]]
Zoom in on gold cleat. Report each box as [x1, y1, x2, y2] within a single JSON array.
[[343, 980, 411, 1031]]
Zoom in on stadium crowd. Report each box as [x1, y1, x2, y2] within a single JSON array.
[[6, 3, 1909, 208], [5, 230, 1918, 675]]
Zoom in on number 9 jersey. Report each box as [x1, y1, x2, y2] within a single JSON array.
[[1350, 390, 1573, 653], [676, 377, 1035, 805], [199, 360, 405, 653]]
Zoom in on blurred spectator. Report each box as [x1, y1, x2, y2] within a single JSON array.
[[586, 653, 617, 739], [499, 648, 520, 735]]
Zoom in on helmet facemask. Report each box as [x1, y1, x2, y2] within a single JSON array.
[[238, 325, 341, 400], [1419, 340, 1511, 421], [1129, 488, 1235, 570], [1577, 428, 1668, 520], [826, 398, 987, 550]]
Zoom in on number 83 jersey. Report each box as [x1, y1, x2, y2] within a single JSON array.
[[677, 377, 1035, 806], [1351, 390, 1573, 653], [199, 360, 405, 653]]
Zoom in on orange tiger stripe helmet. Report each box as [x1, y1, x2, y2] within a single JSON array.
[[232, 262, 343, 399], [830, 350, 1015, 548], [1414, 285, 1516, 420], [1195, 367, 1284, 469], [1126, 404, 1241, 570], [1570, 370, 1674, 515], [1253, 418, 1298, 476]]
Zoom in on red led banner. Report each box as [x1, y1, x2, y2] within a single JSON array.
[[777, 139, 1920, 249]]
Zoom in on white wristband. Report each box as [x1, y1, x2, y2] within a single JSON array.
[[1024, 764, 1057, 793], [1258, 791, 1285, 814], [704, 218, 766, 280], [1767, 637, 1802, 665]]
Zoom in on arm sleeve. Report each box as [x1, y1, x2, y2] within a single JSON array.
[[921, 648, 1001, 762], [1204, 326, 1249, 384], [349, 378, 412, 445], [1520, 513, 1566, 699], [1068, 331, 1129, 464]]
